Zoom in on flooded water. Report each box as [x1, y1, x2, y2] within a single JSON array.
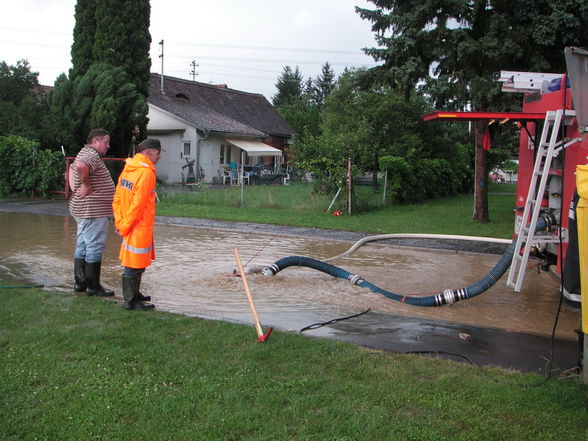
[[0, 211, 580, 340]]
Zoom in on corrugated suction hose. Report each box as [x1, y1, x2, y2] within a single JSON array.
[[262, 214, 556, 307]]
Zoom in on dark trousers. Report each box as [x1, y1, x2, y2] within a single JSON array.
[[124, 267, 145, 277]]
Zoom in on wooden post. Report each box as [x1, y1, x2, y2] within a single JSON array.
[[240, 151, 245, 207], [346, 157, 352, 215]]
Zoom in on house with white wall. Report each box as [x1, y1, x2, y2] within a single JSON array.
[[146, 74, 295, 184]]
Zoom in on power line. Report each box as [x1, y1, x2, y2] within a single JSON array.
[[169, 39, 365, 55], [0, 26, 71, 37], [165, 53, 374, 67], [0, 27, 373, 58], [0, 25, 378, 89], [0, 39, 71, 50]]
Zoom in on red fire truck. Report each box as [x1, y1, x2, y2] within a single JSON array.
[[424, 47, 588, 304]]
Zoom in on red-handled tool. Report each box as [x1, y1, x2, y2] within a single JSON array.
[[233, 248, 273, 343]]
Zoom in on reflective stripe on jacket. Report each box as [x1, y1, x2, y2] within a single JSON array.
[[112, 153, 157, 268]]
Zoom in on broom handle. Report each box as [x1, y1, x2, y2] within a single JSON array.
[[233, 248, 264, 337]]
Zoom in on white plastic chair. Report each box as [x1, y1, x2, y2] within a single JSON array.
[[220, 168, 233, 185]]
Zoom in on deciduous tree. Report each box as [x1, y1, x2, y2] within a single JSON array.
[[295, 69, 471, 201], [0, 60, 51, 145]]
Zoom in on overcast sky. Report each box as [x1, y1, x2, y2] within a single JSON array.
[[1, 0, 381, 100]]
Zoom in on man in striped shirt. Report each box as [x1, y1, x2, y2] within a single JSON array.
[[69, 128, 116, 296]]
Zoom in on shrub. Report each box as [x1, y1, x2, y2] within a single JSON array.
[[0, 135, 63, 196], [380, 154, 472, 203]]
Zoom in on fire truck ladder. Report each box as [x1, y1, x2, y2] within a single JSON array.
[[506, 109, 576, 292]]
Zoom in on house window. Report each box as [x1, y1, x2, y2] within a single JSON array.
[[183, 142, 191, 156], [220, 144, 227, 165]]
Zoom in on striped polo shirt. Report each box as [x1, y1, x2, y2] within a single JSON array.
[[69, 146, 115, 218]]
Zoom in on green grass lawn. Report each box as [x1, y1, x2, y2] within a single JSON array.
[[158, 183, 518, 239], [1, 285, 586, 441]]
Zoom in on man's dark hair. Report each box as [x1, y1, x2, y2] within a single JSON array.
[[86, 128, 110, 144]]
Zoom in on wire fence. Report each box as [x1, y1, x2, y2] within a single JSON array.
[[60, 157, 386, 212], [158, 171, 389, 215]]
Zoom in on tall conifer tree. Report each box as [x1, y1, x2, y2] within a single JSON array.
[[272, 66, 305, 110], [52, 0, 152, 156], [93, 0, 151, 97], [69, 0, 96, 81]]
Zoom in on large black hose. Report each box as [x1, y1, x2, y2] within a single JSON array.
[[262, 214, 556, 307]]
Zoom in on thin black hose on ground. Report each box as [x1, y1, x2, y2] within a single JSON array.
[[299, 308, 371, 332]]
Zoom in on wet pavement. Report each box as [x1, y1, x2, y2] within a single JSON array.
[[0, 197, 581, 374]]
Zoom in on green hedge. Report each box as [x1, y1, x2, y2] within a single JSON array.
[[381, 155, 472, 203], [0, 135, 63, 197]]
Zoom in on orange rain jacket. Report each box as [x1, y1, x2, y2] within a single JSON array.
[[112, 153, 157, 269]]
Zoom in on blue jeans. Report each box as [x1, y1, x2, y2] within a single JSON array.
[[74, 217, 110, 263]]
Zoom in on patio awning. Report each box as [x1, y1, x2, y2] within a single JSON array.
[[225, 138, 282, 157]]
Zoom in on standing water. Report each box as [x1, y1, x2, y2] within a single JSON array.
[[0, 211, 579, 340]]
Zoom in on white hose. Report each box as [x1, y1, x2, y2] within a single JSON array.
[[243, 233, 511, 273], [323, 233, 512, 263]]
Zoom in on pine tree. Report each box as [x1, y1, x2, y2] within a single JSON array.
[[272, 66, 304, 110], [357, 0, 588, 222], [313, 62, 336, 108]]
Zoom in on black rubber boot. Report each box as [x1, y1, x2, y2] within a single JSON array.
[[122, 276, 154, 311], [85, 261, 114, 297], [136, 272, 151, 302], [74, 258, 86, 292]]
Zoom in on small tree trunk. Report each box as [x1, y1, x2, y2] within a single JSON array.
[[473, 120, 489, 223], [372, 154, 379, 191]]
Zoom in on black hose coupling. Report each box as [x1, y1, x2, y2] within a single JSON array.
[[540, 212, 557, 228]]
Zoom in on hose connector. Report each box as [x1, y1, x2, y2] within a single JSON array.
[[436, 288, 468, 305], [442, 289, 456, 305], [261, 264, 279, 276], [540, 212, 557, 228], [348, 274, 364, 286]]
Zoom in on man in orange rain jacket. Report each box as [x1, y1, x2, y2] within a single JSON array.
[[113, 138, 163, 311]]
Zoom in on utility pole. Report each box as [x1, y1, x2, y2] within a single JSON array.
[[159, 39, 164, 93], [190, 60, 199, 82]]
